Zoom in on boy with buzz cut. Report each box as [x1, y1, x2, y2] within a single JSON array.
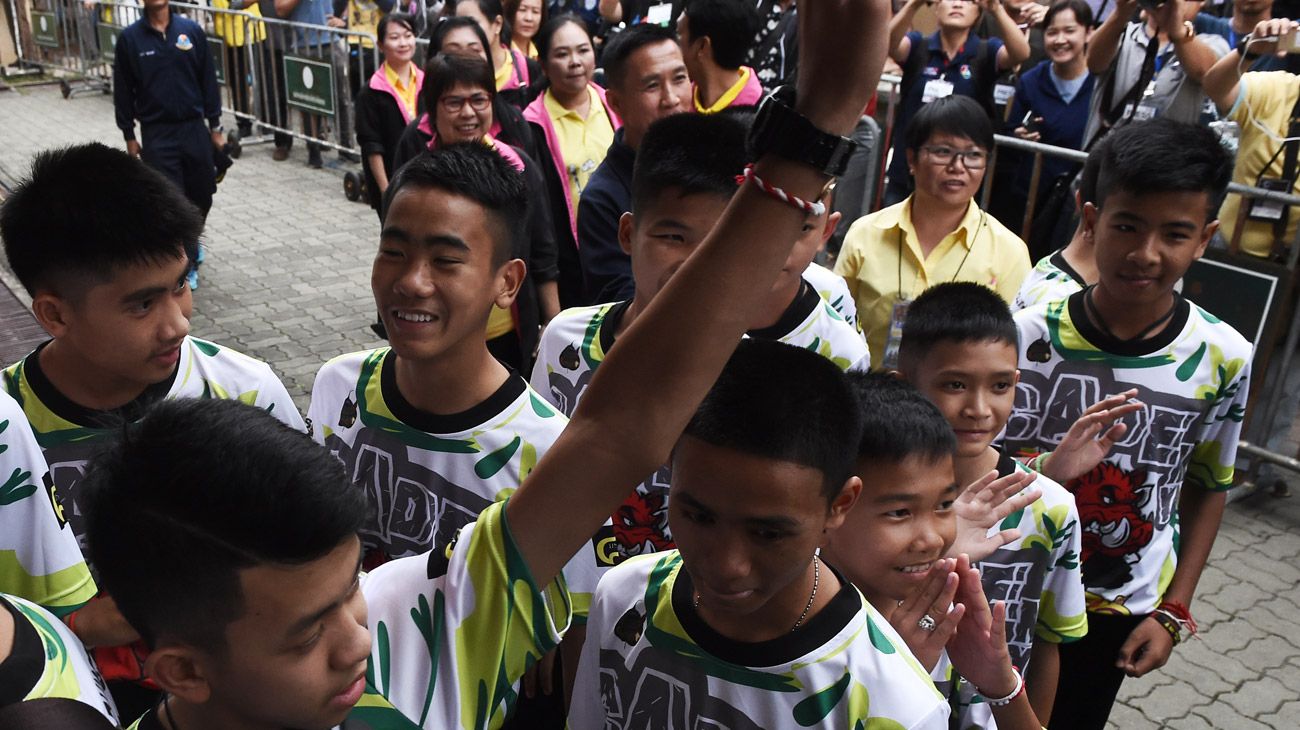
[[569, 338, 948, 730], [1001, 118, 1249, 730], [898, 282, 1087, 727], [306, 146, 568, 570], [532, 111, 868, 620], [0, 144, 304, 669], [77, 2, 888, 726]]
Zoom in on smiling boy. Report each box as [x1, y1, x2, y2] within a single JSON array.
[[307, 147, 567, 569], [1001, 118, 1248, 730], [898, 282, 1087, 726]]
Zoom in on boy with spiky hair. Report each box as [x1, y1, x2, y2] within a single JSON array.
[[1001, 118, 1248, 730], [898, 282, 1087, 726], [570, 339, 948, 729], [307, 145, 567, 570], [77, 2, 890, 726], [532, 112, 867, 622], [0, 143, 303, 668]]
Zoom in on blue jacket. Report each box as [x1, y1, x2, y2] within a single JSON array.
[[113, 14, 221, 140], [577, 129, 636, 304], [1005, 60, 1095, 203]]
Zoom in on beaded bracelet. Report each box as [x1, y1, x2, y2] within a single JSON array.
[[980, 666, 1025, 708], [735, 164, 828, 217]]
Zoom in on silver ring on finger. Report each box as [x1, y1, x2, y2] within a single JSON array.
[[917, 614, 937, 632]]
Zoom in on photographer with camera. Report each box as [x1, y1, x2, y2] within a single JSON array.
[[1082, 0, 1228, 147]]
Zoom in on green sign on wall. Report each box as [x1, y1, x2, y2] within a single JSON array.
[[207, 37, 226, 85], [283, 55, 334, 116], [97, 23, 122, 62], [32, 11, 59, 48]]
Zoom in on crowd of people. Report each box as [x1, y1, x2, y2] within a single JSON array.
[[0, 0, 1289, 727]]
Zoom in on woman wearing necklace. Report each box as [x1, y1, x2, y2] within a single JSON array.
[[523, 14, 621, 309], [452, 0, 544, 108], [834, 96, 1030, 370], [354, 12, 424, 219]]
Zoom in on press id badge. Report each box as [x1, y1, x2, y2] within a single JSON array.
[[1247, 178, 1293, 222], [645, 2, 672, 26], [994, 83, 1016, 107], [881, 298, 912, 371], [922, 79, 954, 104]]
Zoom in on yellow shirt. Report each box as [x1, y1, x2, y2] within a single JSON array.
[[496, 47, 516, 90], [513, 40, 538, 60], [212, 0, 266, 46], [694, 66, 752, 114], [383, 63, 419, 119], [1222, 71, 1300, 259], [834, 197, 1031, 369], [544, 87, 615, 211]]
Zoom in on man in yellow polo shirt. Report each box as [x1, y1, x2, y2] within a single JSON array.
[[678, 0, 765, 113], [836, 95, 1029, 369], [1204, 17, 1300, 260]]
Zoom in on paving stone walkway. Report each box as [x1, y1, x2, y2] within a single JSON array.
[[1, 82, 1297, 729]]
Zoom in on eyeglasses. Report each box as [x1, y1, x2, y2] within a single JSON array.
[[921, 145, 988, 169], [440, 93, 492, 113]]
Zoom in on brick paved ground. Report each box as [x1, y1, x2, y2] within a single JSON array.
[[2, 82, 1298, 728]]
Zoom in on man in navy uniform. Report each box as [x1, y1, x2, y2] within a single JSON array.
[[113, 0, 224, 216]]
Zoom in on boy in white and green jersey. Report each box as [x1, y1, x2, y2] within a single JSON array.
[[571, 339, 946, 730], [1012, 142, 1101, 313], [0, 390, 96, 619], [899, 283, 1087, 727], [308, 347, 565, 564], [77, 30, 889, 728], [1002, 119, 1249, 730], [0, 593, 119, 723], [532, 117, 868, 620], [804, 259, 859, 330], [0, 144, 303, 681]]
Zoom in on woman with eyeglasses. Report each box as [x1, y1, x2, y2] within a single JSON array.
[[523, 14, 621, 309], [355, 13, 423, 219], [393, 16, 533, 171], [452, 0, 544, 108], [833, 96, 1031, 370]]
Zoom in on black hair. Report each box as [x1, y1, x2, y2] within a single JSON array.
[[1043, 0, 1092, 30], [422, 52, 496, 121], [0, 143, 201, 298], [898, 282, 1018, 373], [81, 399, 367, 653], [681, 338, 864, 501], [430, 15, 497, 78], [682, 0, 760, 70], [383, 143, 527, 265], [1095, 117, 1233, 218], [846, 371, 957, 465], [631, 112, 751, 214], [535, 13, 590, 61], [602, 23, 679, 91], [904, 95, 995, 153], [452, 0, 506, 41], [376, 11, 417, 46]]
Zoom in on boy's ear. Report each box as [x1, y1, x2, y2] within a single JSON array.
[[824, 475, 863, 534], [31, 293, 73, 339], [145, 645, 213, 705], [1195, 219, 1219, 261], [820, 211, 842, 245], [618, 212, 636, 257], [1013, 368, 1021, 388], [493, 258, 527, 310], [888, 368, 906, 381], [1081, 202, 1099, 241]]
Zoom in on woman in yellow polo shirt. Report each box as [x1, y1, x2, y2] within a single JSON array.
[[835, 96, 1031, 369], [505, 0, 544, 60], [355, 12, 423, 218], [522, 15, 622, 308], [452, 0, 543, 109]]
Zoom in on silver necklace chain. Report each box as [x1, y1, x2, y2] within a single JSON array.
[[693, 554, 820, 634]]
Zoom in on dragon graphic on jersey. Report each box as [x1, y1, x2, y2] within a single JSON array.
[[1070, 463, 1153, 590], [612, 488, 673, 557]]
